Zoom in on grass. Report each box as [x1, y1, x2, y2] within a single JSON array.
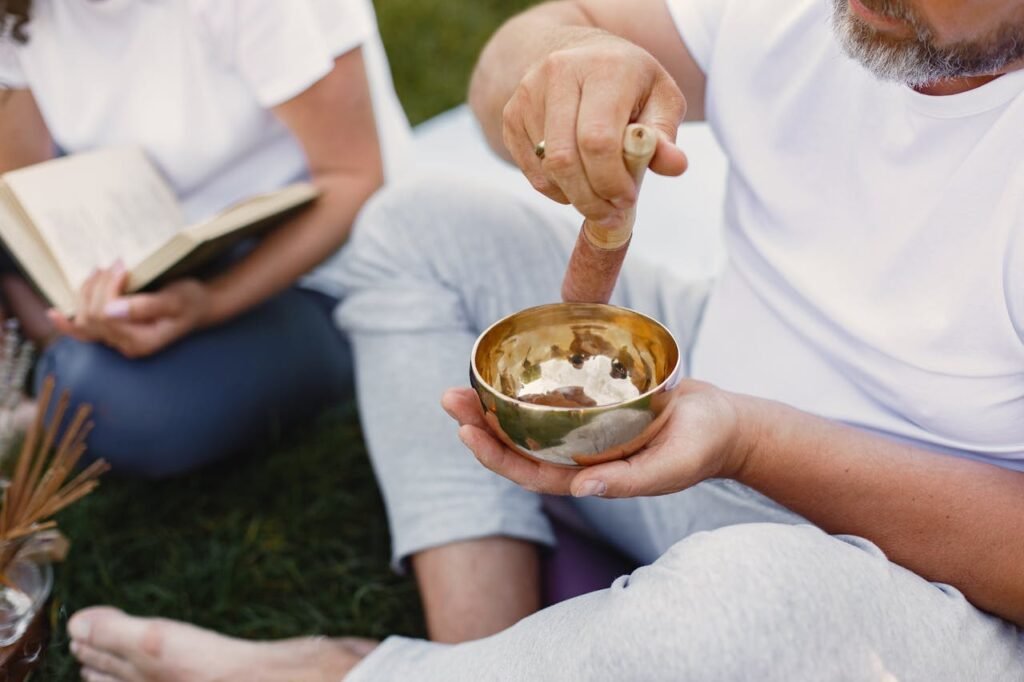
[[40, 1, 535, 677], [375, 0, 535, 125]]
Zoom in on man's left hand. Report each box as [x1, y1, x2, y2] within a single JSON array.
[[442, 380, 759, 498]]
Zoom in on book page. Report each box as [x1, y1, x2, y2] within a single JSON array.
[[187, 183, 318, 241], [0, 185, 74, 313], [2, 147, 185, 291]]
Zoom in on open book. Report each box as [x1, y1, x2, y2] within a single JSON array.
[[0, 147, 319, 315]]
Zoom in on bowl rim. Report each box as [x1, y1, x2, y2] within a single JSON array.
[[471, 302, 682, 413]]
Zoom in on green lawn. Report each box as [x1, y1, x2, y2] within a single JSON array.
[[41, 1, 534, 677]]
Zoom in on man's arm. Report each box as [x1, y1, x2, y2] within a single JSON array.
[[444, 381, 1024, 627], [735, 397, 1024, 626], [469, 0, 704, 225]]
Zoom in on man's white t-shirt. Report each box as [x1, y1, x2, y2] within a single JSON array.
[[0, 0, 412, 296], [667, 0, 1024, 470]]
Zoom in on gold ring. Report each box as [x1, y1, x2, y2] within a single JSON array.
[[534, 140, 546, 160]]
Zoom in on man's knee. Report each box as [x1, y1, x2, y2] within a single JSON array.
[[650, 522, 867, 603], [597, 524, 891, 676], [347, 175, 497, 273], [622, 523, 875, 640]]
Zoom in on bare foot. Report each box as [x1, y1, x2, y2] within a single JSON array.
[[68, 607, 377, 682]]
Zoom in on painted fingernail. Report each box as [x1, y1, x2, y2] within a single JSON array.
[[103, 299, 130, 319], [112, 259, 125, 273], [575, 480, 607, 498]]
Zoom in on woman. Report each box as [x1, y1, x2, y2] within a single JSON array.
[[0, 0, 410, 476]]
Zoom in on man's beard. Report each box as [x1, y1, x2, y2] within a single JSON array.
[[830, 0, 1024, 86]]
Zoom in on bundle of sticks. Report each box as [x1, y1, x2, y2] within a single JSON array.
[[0, 376, 108, 577]]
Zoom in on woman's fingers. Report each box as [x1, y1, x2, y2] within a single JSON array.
[[75, 269, 101, 326], [104, 291, 181, 323], [47, 309, 91, 342], [104, 260, 128, 302], [74, 262, 127, 338], [86, 269, 114, 322]]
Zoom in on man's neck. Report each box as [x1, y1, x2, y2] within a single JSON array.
[[915, 75, 1000, 95], [915, 61, 1024, 95]]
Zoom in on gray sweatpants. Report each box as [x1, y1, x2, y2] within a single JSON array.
[[334, 176, 1023, 681]]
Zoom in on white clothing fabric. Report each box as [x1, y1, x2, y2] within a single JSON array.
[[668, 0, 1024, 470], [0, 0, 412, 294]]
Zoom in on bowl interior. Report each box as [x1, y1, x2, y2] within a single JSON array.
[[474, 303, 679, 409]]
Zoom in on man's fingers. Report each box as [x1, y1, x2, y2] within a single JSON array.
[[570, 455, 659, 499], [541, 70, 621, 224], [459, 424, 574, 495], [440, 387, 488, 429], [571, 432, 704, 499], [638, 75, 689, 177], [575, 72, 640, 211], [650, 134, 688, 177], [503, 66, 570, 205]]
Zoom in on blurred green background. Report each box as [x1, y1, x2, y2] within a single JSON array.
[[41, 0, 535, 677]]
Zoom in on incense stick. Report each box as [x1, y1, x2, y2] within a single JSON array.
[[0, 376, 108, 576]]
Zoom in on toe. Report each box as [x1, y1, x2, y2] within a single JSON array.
[[80, 667, 122, 682], [69, 606, 126, 646], [70, 606, 165, 660], [71, 641, 134, 680]]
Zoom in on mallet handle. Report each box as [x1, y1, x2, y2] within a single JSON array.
[[561, 124, 658, 304]]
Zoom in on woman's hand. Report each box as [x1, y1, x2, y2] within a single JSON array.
[[49, 275, 211, 358], [501, 31, 689, 227], [442, 380, 759, 499], [47, 261, 129, 345]]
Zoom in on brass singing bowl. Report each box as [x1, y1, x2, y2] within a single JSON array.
[[470, 303, 681, 468]]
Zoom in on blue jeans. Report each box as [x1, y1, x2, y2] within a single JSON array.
[[35, 288, 352, 478]]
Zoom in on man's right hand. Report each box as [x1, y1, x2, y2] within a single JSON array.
[[501, 31, 689, 227]]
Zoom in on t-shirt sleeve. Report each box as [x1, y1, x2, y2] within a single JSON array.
[[0, 36, 28, 89], [664, 0, 732, 74], [197, 0, 375, 108]]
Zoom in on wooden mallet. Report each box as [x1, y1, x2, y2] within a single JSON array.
[[560, 123, 658, 304]]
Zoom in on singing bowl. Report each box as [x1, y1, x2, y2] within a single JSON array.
[[470, 303, 681, 468]]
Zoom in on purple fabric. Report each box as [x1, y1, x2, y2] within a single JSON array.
[[542, 518, 636, 606]]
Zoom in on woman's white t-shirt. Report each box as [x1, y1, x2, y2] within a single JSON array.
[[0, 0, 412, 295]]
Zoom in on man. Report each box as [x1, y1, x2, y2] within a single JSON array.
[[65, 0, 1024, 680]]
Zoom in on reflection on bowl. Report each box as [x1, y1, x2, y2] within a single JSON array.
[[471, 303, 680, 467], [0, 559, 52, 648]]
